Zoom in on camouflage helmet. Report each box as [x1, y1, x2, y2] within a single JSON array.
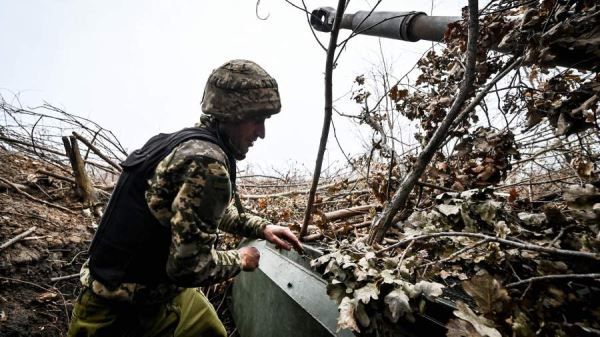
[[201, 59, 281, 122]]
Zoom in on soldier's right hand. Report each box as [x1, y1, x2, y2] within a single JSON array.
[[239, 246, 260, 271]]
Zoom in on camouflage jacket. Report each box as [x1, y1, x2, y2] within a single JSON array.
[[81, 137, 269, 303]]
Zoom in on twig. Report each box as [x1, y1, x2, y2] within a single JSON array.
[[506, 273, 600, 288], [301, 220, 372, 242], [548, 225, 575, 247], [417, 238, 490, 268], [0, 276, 71, 326], [240, 178, 363, 199], [50, 273, 80, 282], [417, 181, 456, 193], [0, 135, 66, 157], [376, 232, 600, 260], [0, 226, 37, 250], [397, 240, 414, 270], [0, 176, 77, 214]]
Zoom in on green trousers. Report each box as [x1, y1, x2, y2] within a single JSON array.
[[68, 287, 227, 337]]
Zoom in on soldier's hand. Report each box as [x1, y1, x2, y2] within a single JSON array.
[[263, 224, 304, 254], [239, 246, 260, 271]]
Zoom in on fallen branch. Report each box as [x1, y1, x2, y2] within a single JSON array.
[[506, 273, 600, 288], [302, 220, 371, 242], [0, 176, 77, 214], [0, 226, 37, 251], [376, 231, 600, 260], [240, 178, 363, 199], [324, 204, 377, 222]]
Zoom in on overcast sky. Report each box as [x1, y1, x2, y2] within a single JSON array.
[[0, 0, 467, 175]]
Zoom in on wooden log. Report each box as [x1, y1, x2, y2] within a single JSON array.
[[324, 204, 377, 222], [62, 136, 97, 205]]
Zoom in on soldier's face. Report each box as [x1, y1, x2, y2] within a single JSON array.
[[221, 117, 266, 159]]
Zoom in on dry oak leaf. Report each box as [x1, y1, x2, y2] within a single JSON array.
[[446, 318, 483, 337], [337, 296, 360, 332], [354, 282, 379, 304], [384, 288, 412, 323], [453, 301, 501, 337], [389, 85, 409, 102], [462, 272, 509, 315], [415, 280, 445, 301], [508, 188, 519, 203]]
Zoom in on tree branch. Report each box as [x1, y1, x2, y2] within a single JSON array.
[[300, 0, 347, 239], [367, 0, 480, 244], [377, 232, 600, 261], [506, 273, 600, 288]]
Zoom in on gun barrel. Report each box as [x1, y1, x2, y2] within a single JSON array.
[[340, 11, 460, 42], [311, 7, 598, 71], [311, 7, 459, 42]]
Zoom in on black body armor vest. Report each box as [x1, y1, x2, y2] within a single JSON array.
[[88, 127, 235, 289]]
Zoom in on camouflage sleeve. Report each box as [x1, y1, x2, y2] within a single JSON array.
[[146, 139, 242, 287], [219, 203, 269, 239]]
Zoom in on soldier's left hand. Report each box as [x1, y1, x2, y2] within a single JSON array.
[[263, 224, 303, 253]]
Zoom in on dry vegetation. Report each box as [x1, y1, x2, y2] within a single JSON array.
[[1, 0, 599, 336]]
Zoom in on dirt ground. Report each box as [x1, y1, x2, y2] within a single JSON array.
[[0, 148, 238, 337]]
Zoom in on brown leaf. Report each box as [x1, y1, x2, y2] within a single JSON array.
[[415, 280, 445, 301], [508, 188, 519, 203], [446, 318, 483, 337], [355, 75, 365, 85], [453, 301, 501, 337], [354, 282, 379, 304], [462, 273, 509, 315], [384, 288, 411, 323], [257, 198, 267, 209], [389, 85, 409, 102], [337, 297, 360, 332]]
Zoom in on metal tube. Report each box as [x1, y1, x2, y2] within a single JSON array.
[[310, 7, 597, 71], [409, 15, 461, 41], [311, 7, 459, 42]]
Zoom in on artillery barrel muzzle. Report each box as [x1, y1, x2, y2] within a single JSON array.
[[311, 7, 460, 42]]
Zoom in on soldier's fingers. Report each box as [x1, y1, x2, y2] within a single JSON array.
[[280, 230, 303, 252], [271, 235, 292, 250]]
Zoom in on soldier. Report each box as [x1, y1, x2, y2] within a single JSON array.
[[68, 59, 302, 337]]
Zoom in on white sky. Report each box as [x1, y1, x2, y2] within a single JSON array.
[[0, 0, 467, 175]]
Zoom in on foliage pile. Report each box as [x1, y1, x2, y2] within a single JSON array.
[[291, 0, 600, 336]]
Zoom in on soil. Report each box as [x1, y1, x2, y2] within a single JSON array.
[[0, 148, 238, 337]]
